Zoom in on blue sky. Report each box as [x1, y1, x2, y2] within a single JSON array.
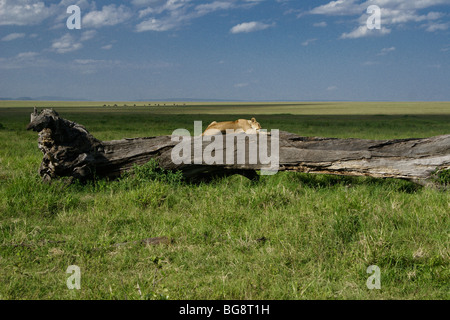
[[0, 0, 449, 101]]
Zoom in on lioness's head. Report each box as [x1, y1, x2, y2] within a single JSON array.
[[250, 117, 261, 130]]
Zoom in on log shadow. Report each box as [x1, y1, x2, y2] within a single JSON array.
[[182, 168, 260, 185], [292, 172, 422, 193]]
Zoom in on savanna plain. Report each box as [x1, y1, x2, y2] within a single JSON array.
[[0, 101, 449, 299]]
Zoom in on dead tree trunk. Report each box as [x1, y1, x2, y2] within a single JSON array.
[[27, 109, 450, 186]]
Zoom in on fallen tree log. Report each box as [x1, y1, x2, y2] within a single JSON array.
[[26, 108, 450, 186]]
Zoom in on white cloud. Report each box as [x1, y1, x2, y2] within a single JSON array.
[[362, 60, 380, 66], [310, 0, 449, 16], [313, 21, 327, 27], [135, 0, 192, 32], [136, 0, 266, 32], [161, 0, 190, 12], [58, 0, 92, 9], [50, 28, 99, 54], [441, 44, 450, 52], [101, 44, 113, 50], [424, 21, 449, 32], [0, 51, 49, 70], [1, 33, 26, 41], [302, 38, 317, 46], [310, 0, 361, 16], [70, 58, 172, 75], [309, 0, 450, 39], [83, 4, 133, 28], [230, 21, 275, 34], [51, 34, 83, 54], [340, 25, 391, 39], [74, 59, 101, 65], [241, 0, 266, 9], [327, 85, 338, 91], [384, 0, 449, 10], [16, 52, 39, 60], [72, 58, 122, 74], [379, 8, 444, 25], [0, 0, 56, 26], [377, 46, 396, 55], [137, 7, 155, 19], [195, 1, 234, 15], [136, 18, 178, 32], [136, 0, 190, 18], [80, 30, 97, 41], [136, 0, 235, 32]]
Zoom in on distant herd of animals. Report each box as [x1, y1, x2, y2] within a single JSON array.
[[102, 103, 187, 107]]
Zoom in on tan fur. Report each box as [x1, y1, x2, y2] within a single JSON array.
[[202, 118, 262, 136]]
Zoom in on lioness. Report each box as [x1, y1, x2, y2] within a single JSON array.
[[202, 117, 266, 136]]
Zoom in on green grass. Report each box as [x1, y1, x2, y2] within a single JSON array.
[[0, 102, 449, 300]]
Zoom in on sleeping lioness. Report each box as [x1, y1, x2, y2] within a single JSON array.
[[202, 118, 266, 136]]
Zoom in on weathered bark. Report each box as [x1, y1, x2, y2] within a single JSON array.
[[27, 109, 450, 186]]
